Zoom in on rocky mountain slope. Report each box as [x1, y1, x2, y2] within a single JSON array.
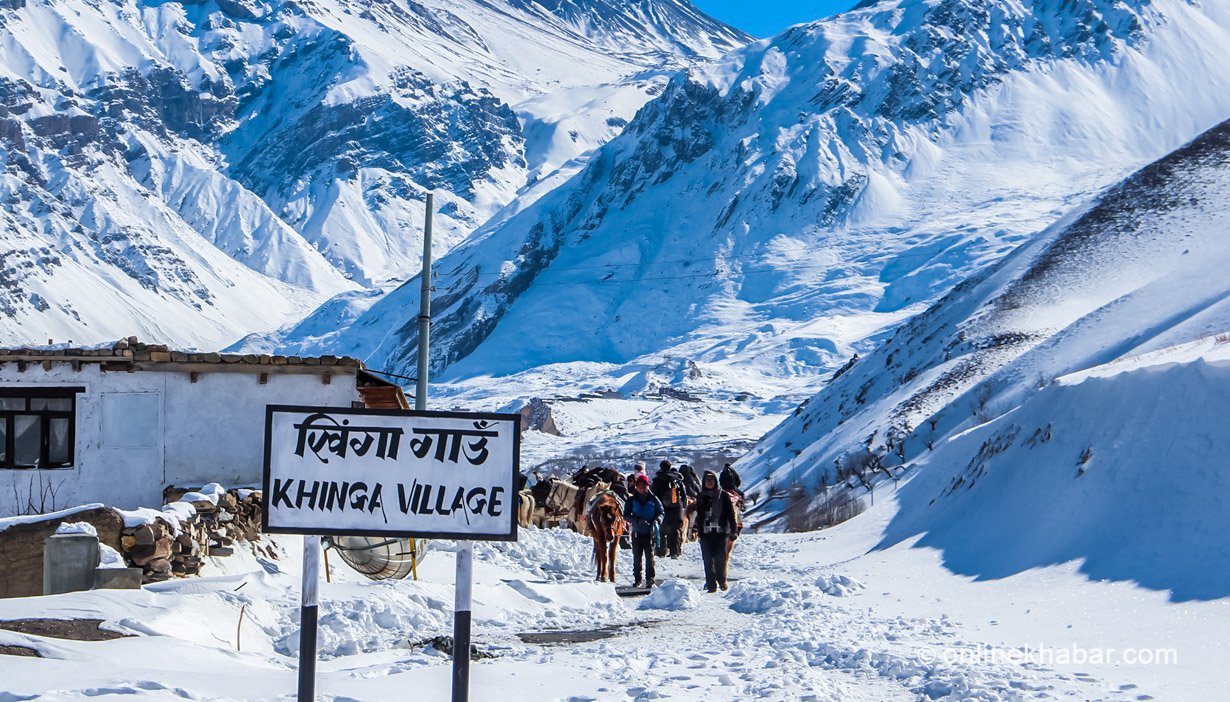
[[738, 116, 1230, 564], [282, 0, 1230, 459], [0, 0, 747, 348]]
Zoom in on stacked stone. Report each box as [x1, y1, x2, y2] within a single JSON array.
[[0, 336, 361, 368], [120, 518, 182, 582], [167, 488, 264, 556], [119, 488, 264, 582], [113, 336, 359, 367]]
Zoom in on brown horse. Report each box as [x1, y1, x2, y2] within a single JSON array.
[[680, 496, 697, 542], [588, 492, 624, 582], [572, 481, 610, 536]]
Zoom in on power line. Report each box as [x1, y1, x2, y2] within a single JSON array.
[[417, 235, 969, 291], [363, 368, 418, 383]]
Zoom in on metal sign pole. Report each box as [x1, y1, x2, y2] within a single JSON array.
[[297, 535, 320, 701], [414, 192, 472, 701], [452, 543, 473, 702]]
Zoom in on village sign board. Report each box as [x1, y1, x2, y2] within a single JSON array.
[[262, 406, 520, 540]]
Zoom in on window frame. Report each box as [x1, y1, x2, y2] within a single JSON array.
[[0, 386, 83, 469]]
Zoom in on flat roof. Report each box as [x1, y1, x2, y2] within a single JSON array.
[[0, 337, 356, 366]]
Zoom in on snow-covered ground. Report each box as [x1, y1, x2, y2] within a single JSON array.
[[2, 500, 1218, 701]]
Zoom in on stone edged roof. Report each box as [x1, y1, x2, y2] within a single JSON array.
[[0, 336, 363, 370]]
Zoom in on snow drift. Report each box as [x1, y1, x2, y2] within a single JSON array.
[[883, 349, 1230, 601]]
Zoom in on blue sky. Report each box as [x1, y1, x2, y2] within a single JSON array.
[[692, 0, 858, 38]]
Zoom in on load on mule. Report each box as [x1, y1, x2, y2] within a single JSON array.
[[677, 464, 702, 544], [522, 465, 628, 535]]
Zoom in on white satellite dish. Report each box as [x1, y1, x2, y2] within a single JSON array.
[[324, 536, 427, 580]]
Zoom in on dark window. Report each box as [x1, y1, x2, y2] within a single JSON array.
[[0, 387, 82, 469]]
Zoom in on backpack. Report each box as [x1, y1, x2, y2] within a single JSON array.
[[680, 465, 701, 497], [720, 464, 742, 491], [664, 472, 685, 507]]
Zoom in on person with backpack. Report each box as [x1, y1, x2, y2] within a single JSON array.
[[720, 463, 744, 498], [688, 470, 740, 592], [679, 464, 701, 498], [651, 460, 687, 558], [624, 474, 663, 588]]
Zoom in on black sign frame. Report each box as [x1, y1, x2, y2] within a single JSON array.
[[261, 404, 520, 541]]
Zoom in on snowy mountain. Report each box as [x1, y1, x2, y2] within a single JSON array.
[[737, 117, 1230, 598], [0, 0, 748, 349], [281, 0, 1230, 461]]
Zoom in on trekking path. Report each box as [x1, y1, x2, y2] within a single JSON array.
[[518, 536, 1149, 702], [1, 498, 1223, 701], [505, 497, 1222, 701], [522, 539, 918, 702]]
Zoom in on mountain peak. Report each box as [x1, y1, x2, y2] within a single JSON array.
[[0, 0, 748, 348], [500, 0, 753, 56]]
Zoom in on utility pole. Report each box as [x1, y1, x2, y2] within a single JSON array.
[[416, 191, 433, 411], [413, 193, 473, 702]]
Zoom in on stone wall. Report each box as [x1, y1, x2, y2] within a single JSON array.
[[0, 487, 263, 597], [0, 507, 123, 598]]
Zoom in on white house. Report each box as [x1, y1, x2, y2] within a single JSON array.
[[0, 338, 407, 516]]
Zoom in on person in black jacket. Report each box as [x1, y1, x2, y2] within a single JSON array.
[[687, 470, 740, 592], [719, 463, 744, 498], [651, 460, 687, 558], [679, 464, 701, 498]]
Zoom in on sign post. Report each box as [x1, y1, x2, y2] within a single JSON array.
[[262, 406, 520, 700], [452, 543, 473, 702], [297, 535, 320, 702]]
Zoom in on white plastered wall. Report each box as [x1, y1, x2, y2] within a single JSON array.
[[0, 363, 361, 516]]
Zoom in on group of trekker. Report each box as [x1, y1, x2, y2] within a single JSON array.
[[623, 460, 745, 593]]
